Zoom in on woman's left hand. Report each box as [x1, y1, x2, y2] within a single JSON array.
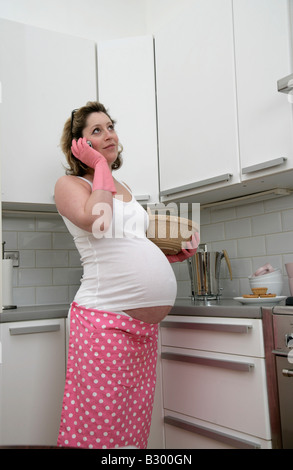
[[166, 232, 199, 263]]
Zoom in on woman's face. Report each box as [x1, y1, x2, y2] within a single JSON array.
[[82, 112, 119, 165]]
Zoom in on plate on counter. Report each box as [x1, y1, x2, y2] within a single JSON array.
[[233, 296, 286, 305]]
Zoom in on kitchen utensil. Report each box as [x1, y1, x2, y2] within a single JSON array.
[[187, 244, 232, 300], [234, 296, 286, 305], [249, 268, 283, 296], [250, 268, 282, 280], [147, 211, 199, 255]]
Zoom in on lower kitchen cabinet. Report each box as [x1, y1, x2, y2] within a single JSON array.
[[0, 318, 66, 446], [152, 315, 273, 449]]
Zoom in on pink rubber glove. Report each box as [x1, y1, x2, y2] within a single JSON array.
[[167, 232, 200, 263], [71, 138, 116, 194]]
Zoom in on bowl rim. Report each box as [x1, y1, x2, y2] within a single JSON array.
[[248, 269, 282, 280]]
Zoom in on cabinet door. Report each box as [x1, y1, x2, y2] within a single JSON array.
[[0, 19, 97, 207], [0, 319, 66, 446], [164, 411, 272, 449], [155, 0, 239, 199], [161, 346, 271, 439], [97, 36, 159, 204], [233, 0, 293, 179]]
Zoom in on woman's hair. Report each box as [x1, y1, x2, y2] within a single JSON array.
[[61, 101, 123, 176]]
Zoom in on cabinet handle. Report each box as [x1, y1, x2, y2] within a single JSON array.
[[135, 194, 150, 202], [164, 416, 261, 449], [160, 174, 232, 197], [9, 324, 60, 336], [161, 352, 254, 372], [282, 369, 293, 377], [241, 157, 286, 174], [161, 321, 252, 334]]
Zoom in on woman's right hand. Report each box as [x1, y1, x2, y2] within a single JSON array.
[[71, 137, 105, 169]]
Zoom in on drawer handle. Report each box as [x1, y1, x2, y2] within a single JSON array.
[[161, 352, 254, 372], [282, 369, 293, 377], [161, 321, 252, 334], [164, 416, 261, 449], [241, 157, 286, 174], [9, 324, 60, 335], [160, 173, 232, 197]]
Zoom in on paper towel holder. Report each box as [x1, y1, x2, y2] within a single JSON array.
[[2, 243, 17, 309]]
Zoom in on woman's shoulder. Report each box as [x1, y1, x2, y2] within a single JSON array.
[[55, 174, 92, 189]]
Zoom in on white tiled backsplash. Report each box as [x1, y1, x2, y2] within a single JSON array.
[[2, 192, 293, 306], [173, 193, 293, 299], [2, 213, 81, 306]]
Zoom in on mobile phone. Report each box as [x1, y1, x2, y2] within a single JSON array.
[[86, 140, 92, 147]]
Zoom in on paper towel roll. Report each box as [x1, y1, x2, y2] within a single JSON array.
[[2, 258, 14, 307]]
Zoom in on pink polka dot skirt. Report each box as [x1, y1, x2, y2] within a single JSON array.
[[57, 302, 158, 449]]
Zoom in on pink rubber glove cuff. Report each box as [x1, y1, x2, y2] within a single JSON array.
[[167, 232, 200, 263], [92, 159, 116, 194]]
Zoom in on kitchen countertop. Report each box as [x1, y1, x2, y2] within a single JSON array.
[[170, 297, 288, 319], [0, 304, 69, 323], [0, 297, 288, 323]]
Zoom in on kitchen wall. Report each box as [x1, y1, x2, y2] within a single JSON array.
[[0, 0, 148, 40], [174, 193, 293, 300], [2, 213, 80, 306], [3, 191, 293, 307]]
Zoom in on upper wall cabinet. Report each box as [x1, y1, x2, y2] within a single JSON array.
[[97, 36, 159, 204], [155, 0, 240, 201], [0, 19, 97, 208], [233, 0, 293, 181], [155, 0, 293, 204]]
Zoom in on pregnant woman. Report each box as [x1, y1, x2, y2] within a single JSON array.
[[54, 101, 198, 449]]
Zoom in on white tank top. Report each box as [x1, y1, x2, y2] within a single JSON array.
[[62, 178, 177, 312]]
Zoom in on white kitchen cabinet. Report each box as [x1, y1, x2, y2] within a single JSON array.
[[97, 36, 160, 204], [155, 0, 293, 205], [0, 19, 97, 208], [155, 0, 240, 200], [233, 0, 293, 181], [159, 315, 272, 449], [0, 318, 66, 446]]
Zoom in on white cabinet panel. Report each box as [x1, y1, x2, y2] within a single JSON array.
[[233, 0, 293, 179], [155, 0, 239, 197], [0, 318, 66, 446], [164, 411, 272, 449], [97, 36, 159, 204], [161, 316, 265, 357], [161, 346, 271, 439], [0, 19, 97, 206]]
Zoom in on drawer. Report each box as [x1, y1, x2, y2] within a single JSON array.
[[160, 315, 264, 357], [161, 346, 271, 439], [164, 411, 272, 449]]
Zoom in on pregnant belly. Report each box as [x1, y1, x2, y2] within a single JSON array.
[[124, 305, 172, 324]]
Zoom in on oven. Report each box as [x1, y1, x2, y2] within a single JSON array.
[[271, 305, 293, 449]]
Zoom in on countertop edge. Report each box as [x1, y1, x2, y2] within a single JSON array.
[[0, 297, 284, 323], [0, 304, 69, 323]]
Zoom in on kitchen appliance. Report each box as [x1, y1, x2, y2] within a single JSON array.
[[187, 244, 232, 300], [271, 301, 293, 448]]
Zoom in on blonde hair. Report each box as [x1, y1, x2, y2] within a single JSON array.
[[61, 101, 123, 176]]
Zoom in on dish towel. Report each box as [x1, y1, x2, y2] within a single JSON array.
[[57, 302, 158, 449]]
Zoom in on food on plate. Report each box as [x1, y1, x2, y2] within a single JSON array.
[[251, 287, 268, 295]]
